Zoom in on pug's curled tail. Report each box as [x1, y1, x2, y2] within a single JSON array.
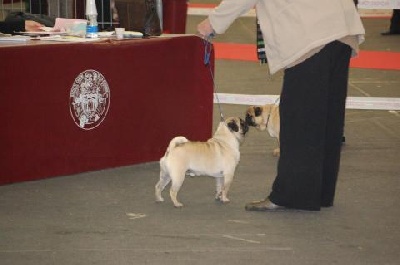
[[164, 136, 189, 157]]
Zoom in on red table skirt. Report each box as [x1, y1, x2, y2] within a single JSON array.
[[0, 36, 214, 185]]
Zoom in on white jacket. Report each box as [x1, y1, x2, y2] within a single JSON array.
[[209, 0, 365, 74]]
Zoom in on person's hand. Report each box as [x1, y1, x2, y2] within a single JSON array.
[[25, 20, 44, 32], [197, 18, 215, 38]]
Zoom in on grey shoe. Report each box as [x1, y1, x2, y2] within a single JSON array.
[[245, 198, 284, 211]]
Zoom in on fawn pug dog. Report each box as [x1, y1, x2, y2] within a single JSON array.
[[245, 104, 280, 156], [155, 117, 249, 208]]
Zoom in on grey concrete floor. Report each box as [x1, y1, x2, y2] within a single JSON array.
[[1, 10, 400, 265]]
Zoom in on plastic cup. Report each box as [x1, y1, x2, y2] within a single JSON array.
[[115, 28, 125, 39]]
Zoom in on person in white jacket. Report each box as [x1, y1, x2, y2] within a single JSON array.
[[198, 0, 365, 211]]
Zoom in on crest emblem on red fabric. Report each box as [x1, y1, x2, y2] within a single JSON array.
[[70, 69, 110, 130]]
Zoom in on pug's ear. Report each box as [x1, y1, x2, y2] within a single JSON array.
[[254, 107, 262, 117], [227, 120, 239, 132]]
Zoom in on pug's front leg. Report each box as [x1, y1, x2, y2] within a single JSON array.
[[220, 174, 234, 203], [215, 177, 224, 201]]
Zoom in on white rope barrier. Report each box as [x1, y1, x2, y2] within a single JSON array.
[[214, 93, 400, 110]]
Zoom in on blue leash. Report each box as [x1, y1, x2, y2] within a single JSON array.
[[203, 34, 225, 122]]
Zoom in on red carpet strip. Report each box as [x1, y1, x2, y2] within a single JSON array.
[[213, 43, 400, 71]]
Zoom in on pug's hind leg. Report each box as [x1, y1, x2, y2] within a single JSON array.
[[273, 147, 280, 157], [215, 177, 224, 201], [169, 172, 185, 208], [155, 170, 171, 202]]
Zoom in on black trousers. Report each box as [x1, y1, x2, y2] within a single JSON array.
[[389, 9, 400, 33], [269, 41, 352, 211]]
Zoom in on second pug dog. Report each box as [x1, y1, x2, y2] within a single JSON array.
[[155, 117, 249, 208], [245, 104, 280, 156]]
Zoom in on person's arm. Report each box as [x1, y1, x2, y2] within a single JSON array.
[[0, 20, 25, 34], [24, 20, 43, 32], [197, 0, 258, 37]]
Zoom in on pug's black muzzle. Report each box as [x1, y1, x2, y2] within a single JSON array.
[[245, 113, 257, 127]]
